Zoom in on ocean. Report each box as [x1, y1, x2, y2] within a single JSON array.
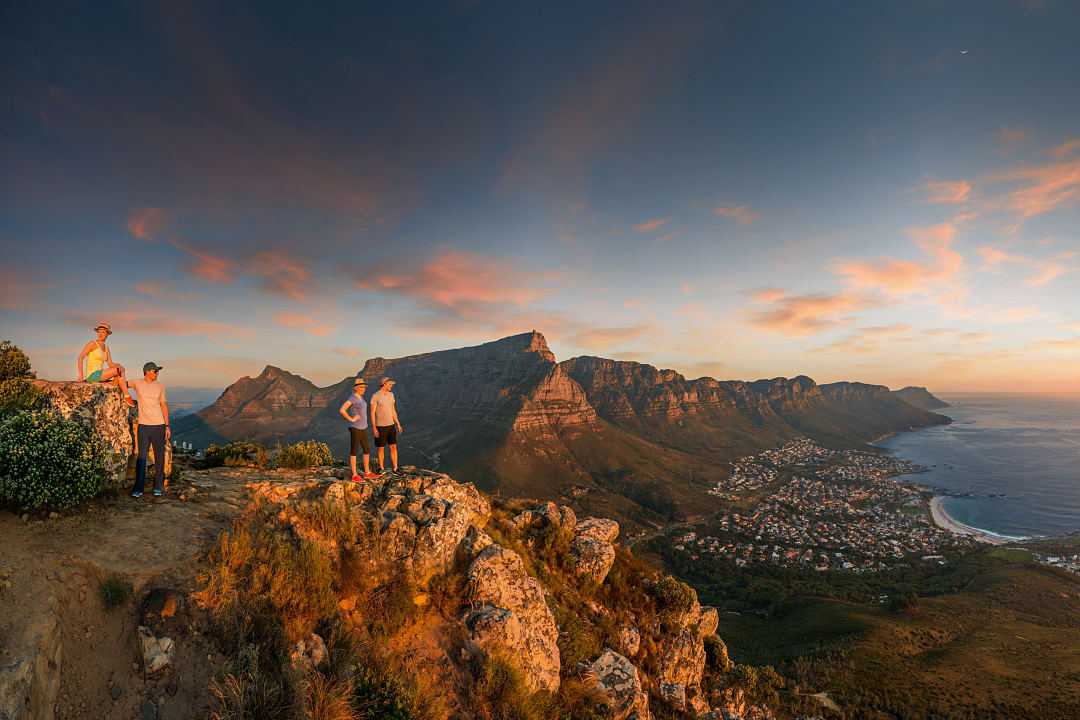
[[876, 393, 1080, 539]]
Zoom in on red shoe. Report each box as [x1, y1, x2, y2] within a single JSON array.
[[125, 395, 136, 408], [351, 474, 363, 483], [363, 472, 379, 479]]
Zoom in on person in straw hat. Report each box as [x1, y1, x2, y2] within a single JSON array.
[[76, 322, 135, 407], [338, 376, 377, 482]]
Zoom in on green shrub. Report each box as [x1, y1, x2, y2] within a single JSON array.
[[555, 605, 602, 672], [0, 341, 40, 414], [705, 635, 733, 674], [0, 410, 107, 510], [466, 653, 552, 720], [203, 441, 268, 469], [274, 440, 334, 469], [100, 574, 134, 609], [209, 643, 291, 720], [654, 575, 696, 613]]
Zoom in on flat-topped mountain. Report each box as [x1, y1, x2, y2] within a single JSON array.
[[894, 385, 951, 410], [175, 331, 950, 525]]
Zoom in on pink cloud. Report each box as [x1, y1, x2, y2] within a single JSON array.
[[978, 245, 1073, 286], [833, 222, 962, 296], [170, 239, 234, 284], [749, 287, 787, 303], [360, 251, 554, 310], [64, 308, 253, 339], [813, 323, 914, 354], [713, 206, 760, 225], [997, 127, 1028, 149], [634, 217, 670, 233], [273, 312, 333, 337], [127, 208, 168, 240], [983, 152, 1080, 219], [1052, 138, 1080, 159], [922, 179, 971, 204], [622, 298, 643, 310], [567, 324, 653, 351], [251, 251, 310, 301], [0, 267, 49, 311], [134, 282, 169, 297], [748, 291, 868, 336]]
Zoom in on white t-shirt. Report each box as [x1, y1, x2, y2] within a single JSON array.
[[130, 379, 167, 425], [370, 389, 397, 427]]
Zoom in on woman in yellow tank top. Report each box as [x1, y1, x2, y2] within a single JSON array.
[[77, 322, 135, 406]]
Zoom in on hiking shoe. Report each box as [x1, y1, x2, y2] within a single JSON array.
[[363, 472, 379, 479], [391, 467, 404, 476], [130, 491, 143, 498], [351, 474, 363, 483], [152, 489, 164, 497]]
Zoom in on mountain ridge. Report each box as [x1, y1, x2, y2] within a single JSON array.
[[175, 331, 950, 526]]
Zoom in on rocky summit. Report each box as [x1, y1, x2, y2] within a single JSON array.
[[175, 331, 949, 526]]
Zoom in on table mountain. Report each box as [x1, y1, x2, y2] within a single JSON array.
[[174, 331, 949, 526]]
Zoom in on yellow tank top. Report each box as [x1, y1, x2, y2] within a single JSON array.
[[86, 344, 107, 375]]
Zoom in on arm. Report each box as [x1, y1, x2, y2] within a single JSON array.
[[339, 400, 358, 423], [105, 345, 115, 368], [161, 389, 171, 440], [393, 401, 402, 431], [370, 398, 378, 437], [76, 342, 89, 380]]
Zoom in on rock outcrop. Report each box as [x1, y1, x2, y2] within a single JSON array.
[[32, 380, 172, 490], [572, 517, 620, 585], [0, 596, 62, 720], [465, 544, 561, 692], [583, 649, 651, 720]]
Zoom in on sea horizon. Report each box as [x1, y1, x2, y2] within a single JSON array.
[[878, 393, 1080, 540]]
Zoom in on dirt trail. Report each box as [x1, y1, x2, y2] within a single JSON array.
[[0, 466, 327, 720]]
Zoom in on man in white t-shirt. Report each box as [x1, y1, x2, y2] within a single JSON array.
[[369, 376, 403, 474], [128, 361, 170, 498]]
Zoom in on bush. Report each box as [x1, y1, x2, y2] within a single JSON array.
[[0, 341, 40, 415], [0, 410, 107, 510], [275, 440, 334, 469], [100, 574, 134, 609], [210, 643, 291, 720], [654, 575, 697, 613], [204, 441, 268, 469]]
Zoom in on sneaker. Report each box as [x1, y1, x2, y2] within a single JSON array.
[[363, 471, 379, 480], [153, 489, 164, 497], [124, 395, 136, 408], [391, 467, 404, 476], [130, 491, 143, 498], [351, 474, 363, 483]]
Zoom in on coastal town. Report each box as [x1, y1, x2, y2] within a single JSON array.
[[678, 438, 976, 571]]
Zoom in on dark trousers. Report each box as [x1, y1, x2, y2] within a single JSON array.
[[134, 424, 166, 493]]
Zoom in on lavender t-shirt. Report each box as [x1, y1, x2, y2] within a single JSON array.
[[346, 393, 368, 430]]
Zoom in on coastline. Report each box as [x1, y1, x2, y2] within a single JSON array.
[[929, 496, 1027, 546]]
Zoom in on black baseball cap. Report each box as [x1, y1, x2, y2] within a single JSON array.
[[143, 362, 164, 373]]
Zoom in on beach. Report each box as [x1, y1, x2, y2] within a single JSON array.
[[929, 496, 1024, 546]]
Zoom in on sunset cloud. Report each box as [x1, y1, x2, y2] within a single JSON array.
[[359, 251, 556, 313], [134, 282, 169, 297], [251, 251, 311, 301], [997, 127, 1028, 150], [978, 245, 1073, 286], [921, 180, 971, 204], [0, 267, 49, 311], [749, 287, 787, 303], [567, 324, 653, 351], [713, 206, 760, 225], [633, 217, 670, 233], [748, 291, 868, 336], [127, 208, 168, 240], [833, 222, 963, 296], [170, 240, 234, 284], [984, 150, 1080, 219], [1052, 138, 1080, 159], [813, 324, 913, 354], [273, 312, 333, 337], [64, 308, 253, 339]]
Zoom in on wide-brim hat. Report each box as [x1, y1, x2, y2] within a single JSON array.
[[379, 376, 395, 386], [94, 322, 113, 335], [353, 376, 367, 386]]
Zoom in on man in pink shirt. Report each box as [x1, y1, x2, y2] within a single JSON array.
[[128, 362, 170, 498]]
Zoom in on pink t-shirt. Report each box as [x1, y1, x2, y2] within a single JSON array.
[[129, 379, 167, 425]]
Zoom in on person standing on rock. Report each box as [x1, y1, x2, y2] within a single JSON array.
[[339, 376, 377, 482], [76, 322, 135, 407], [370, 376, 403, 474], [128, 362, 170, 498]]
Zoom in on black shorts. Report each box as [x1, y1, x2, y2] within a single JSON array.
[[349, 427, 371, 456], [374, 424, 397, 447]]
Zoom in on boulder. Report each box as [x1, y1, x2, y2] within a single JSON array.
[[33, 380, 133, 489], [572, 517, 620, 585], [138, 626, 174, 674], [583, 649, 651, 720], [659, 681, 687, 710], [289, 633, 327, 674], [512, 501, 577, 534], [465, 544, 560, 692], [619, 625, 641, 657], [0, 601, 62, 720], [658, 628, 706, 689], [698, 606, 719, 637]]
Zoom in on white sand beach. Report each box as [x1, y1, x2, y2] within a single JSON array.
[[929, 496, 1025, 546]]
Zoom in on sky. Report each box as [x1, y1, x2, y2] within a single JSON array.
[[2, 0, 1079, 393]]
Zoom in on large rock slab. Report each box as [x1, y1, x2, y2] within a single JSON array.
[[0, 597, 62, 720], [572, 517, 620, 585], [465, 544, 560, 692], [582, 649, 651, 720]]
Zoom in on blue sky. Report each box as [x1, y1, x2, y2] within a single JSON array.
[[3, 0, 1079, 391]]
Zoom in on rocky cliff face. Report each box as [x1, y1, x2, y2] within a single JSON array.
[[894, 386, 950, 410], [240, 467, 770, 719]]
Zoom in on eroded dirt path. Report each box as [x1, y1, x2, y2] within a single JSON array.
[[0, 466, 340, 720]]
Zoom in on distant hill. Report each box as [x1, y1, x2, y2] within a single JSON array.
[[175, 331, 951, 526], [894, 386, 950, 410]]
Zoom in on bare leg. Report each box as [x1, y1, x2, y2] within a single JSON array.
[[349, 454, 357, 477], [376, 446, 384, 472], [100, 366, 135, 406], [389, 444, 399, 471], [362, 453, 371, 474]]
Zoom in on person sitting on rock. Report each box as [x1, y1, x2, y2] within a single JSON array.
[[76, 322, 135, 407], [370, 376, 403, 474], [129, 362, 170, 498], [339, 376, 377, 482]]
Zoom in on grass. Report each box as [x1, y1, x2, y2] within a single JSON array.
[[99, 574, 133, 609]]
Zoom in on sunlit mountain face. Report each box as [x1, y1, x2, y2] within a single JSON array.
[[4, 1, 1078, 392]]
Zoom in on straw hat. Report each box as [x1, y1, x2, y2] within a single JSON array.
[[94, 322, 113, 335]]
